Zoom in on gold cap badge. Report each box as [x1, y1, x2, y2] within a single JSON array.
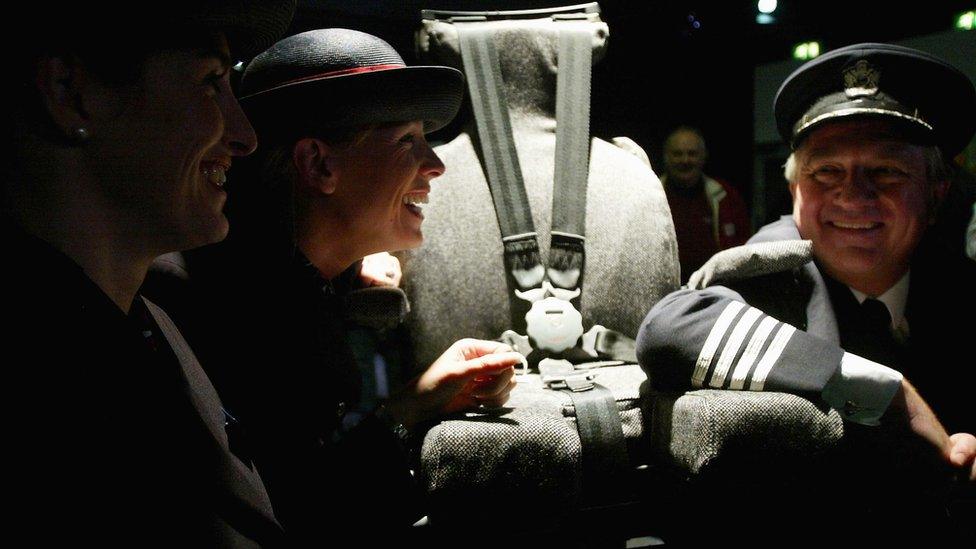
[[843, 60, 881, 98]]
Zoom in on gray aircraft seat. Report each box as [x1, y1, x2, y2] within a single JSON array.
[[398, 5, 678, 536]]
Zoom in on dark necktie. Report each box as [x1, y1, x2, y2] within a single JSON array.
[[860, 298, 891, 332], [856, 298, 902, 370]]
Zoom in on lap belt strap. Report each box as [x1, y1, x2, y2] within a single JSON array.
[[568, 385, 630, 508], [540, 358, 630, 508]]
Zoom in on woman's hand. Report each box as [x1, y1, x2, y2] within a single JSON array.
[[384, 339, 523, 430], [359, 252, 402, 287]]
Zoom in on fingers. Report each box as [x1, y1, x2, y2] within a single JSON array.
[[386, 255, 402, 286], [470, 366, 515, 399], [368, 274, 397, 287], [948, 433, 976, 481], [468, 363, 517, 408], [474, 377, 517, 408], [359, 252, 401, 287], [449, 338, 515, 360], [459, 351, 524, 378]]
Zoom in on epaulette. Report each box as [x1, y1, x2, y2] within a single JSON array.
[[687, 239, 814, 290]]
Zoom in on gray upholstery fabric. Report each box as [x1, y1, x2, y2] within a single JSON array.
[[650, 389, 844, 475], [645, 390, 964, 545], [609, 136, 652, 168], [404, 18, 890, 536], [405, 16, 675, 520], [686, 239, 814, 290], [403, 18, 678, 370], [419, 365, 647, 515], [401, 132, 676, 370], [342, 286, 410, 330]]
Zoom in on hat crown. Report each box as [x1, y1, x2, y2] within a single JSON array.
[[22, 0, 295, 62], [237, 28, 464, 139], [242, 28, 406, 98], [774, 42, 976, 157]]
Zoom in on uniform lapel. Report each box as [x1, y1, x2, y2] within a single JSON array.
[[142, 297, 284, 541]]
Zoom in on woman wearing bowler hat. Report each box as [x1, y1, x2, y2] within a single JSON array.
[[2, 1, 297, 545], [155, 28, 523, 540]]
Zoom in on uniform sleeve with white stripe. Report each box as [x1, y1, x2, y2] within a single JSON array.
[[637, 287, 902, 425], [637, 286, 843, 394]]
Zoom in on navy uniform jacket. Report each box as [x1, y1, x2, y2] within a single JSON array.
[[144, 232, 421, 544], [2, 222, 281, 547], [637, 216, 974, 434]]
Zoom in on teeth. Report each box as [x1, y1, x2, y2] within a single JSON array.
[[202, 165, 228, 187], [833, 221, 878, 229], [403, 194, 429, 205]]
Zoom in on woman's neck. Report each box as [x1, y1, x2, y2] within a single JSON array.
[[296, 210, 362, 281], [8, 160, 154, 313]]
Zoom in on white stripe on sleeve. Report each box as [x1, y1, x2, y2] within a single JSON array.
[[729, 315, 779, 390], [750, 324, 796, 391], [691, 301, 746, 388], [709, 307, 763, 388]]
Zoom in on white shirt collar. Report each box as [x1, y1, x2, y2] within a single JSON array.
[[849, 271, 910, 334]]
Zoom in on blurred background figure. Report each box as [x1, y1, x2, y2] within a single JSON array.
[[661, 126, 751, 281]]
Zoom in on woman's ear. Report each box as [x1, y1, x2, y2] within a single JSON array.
[[293, 138, 338, 195], [34, 55, 93, 141]]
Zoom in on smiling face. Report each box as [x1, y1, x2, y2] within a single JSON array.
[[89, 32, 257, 252], [663, 129, 706, 189], [790, 118, 945, 295], [324, 120, 445, 255]]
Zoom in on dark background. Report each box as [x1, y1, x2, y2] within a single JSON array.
[[287, 0, 974, 211]]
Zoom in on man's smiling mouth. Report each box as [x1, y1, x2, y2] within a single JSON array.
[[829, 221, 882, 230]]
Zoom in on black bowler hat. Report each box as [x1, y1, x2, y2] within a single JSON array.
[[32, 1, 296, 62], [775, 42, 976, 157], [175, 0, 297, 61], [240, 28, 465, 142]]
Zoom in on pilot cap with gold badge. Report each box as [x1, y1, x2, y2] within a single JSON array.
[[774, 42, 976, 158]]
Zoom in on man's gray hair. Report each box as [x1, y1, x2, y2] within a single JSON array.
[[782, 145, 951, 185]]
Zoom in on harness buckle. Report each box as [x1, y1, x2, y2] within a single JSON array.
[[540, 358, 597, 392]]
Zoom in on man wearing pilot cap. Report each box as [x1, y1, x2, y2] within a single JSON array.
[[637, 42, 976, 487]]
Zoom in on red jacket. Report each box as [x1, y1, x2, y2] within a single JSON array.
[[701, 175, 751, 250]]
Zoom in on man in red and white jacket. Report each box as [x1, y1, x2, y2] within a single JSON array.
[[660, 126, 751, 281]]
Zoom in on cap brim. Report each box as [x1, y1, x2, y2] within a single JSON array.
[[791, 92, 936, 149]]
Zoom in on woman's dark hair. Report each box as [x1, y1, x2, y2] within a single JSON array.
[[16, 30, 225, 127], [3, 29, 228, 193]]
